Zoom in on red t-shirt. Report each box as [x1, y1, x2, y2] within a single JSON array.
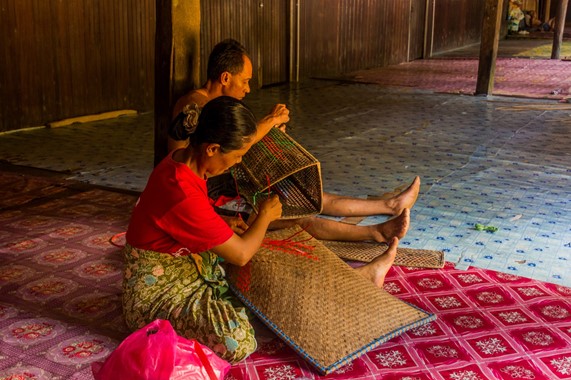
[[126, 152, 234, 255]]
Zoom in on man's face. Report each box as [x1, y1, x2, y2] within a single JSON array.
[[222, 55, 252, 100]]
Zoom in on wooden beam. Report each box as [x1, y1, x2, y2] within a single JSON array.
[[475, 0, 504, 96], [424, 0, 435, 58], [154, 0, 173, 166], [551, 0, 569, 59], [544, 0, 552, 23], [153, 0, 201, 166], [173, 1, 201, 102]]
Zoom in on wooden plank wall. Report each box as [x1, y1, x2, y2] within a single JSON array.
[[410, 0, 428, 61], [258, 0, 290, 86], [299, 0, 412, 78], [0, 0, 154, 132], [431, 0, 484, 54], [199, 1, 260, 89], [199, 0, 289, 89], [1, 0, 486, 133]]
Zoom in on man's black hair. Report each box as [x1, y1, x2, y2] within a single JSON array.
[[206, 39, 249, 82]]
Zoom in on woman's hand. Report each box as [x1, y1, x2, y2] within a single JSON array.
[[220, 215, 249, 235], [258, 194, 282, 222], [213, 195, 282, 266]]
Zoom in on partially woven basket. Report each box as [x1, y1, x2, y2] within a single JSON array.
[[232, 128, 323, 219], [225, 226, 435, 374]]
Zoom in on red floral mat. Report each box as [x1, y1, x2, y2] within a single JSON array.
[[1, 169, 570, 379], [348, 58, 571, 101], [229, 262, 571, 379]]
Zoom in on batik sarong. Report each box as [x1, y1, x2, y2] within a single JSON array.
[[122, 244, 256, 363]]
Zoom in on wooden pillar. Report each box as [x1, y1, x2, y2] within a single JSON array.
[[424, 0, 435, 58], [173, 1, 201, 104], [475, 0, 504, 96], [154, 0, 200, 166], [551, 0, 569, 59]]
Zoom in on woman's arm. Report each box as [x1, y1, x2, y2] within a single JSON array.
[[212, 195, 282, 266]]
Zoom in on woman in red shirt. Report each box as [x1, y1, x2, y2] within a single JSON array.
[[123, 96, 282, 363], [123, 96, 400, 364]]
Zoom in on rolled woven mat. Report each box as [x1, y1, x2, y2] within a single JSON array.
[[321, 240, 445, 269], [225, 226, 435, 375]]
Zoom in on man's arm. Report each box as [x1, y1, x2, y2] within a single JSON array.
[[253, 104, 290, 143]]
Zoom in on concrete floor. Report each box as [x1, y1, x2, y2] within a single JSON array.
[[1, 39, 570, 286], [1, 81, 570, 287]]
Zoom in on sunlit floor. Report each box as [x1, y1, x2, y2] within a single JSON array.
[[2, 79, 570, 287], [1, 38, 570, 286]]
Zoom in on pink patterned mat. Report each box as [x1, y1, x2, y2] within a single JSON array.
[[348, 58, 571, 100], [1, 170, 570, 379], [0, 171, 132, 379], [228, 262, 571, 379]]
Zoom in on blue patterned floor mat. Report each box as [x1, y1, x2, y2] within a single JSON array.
[[1, 82, 569, 286]]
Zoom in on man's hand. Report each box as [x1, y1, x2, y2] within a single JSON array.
[[255, 103, 290, 142], [267, 103, 289, 128], [220, 215, 250, 235]]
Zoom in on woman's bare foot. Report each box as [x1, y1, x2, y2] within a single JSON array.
[[372, 208, 410, 243], [386, 176, 420, 216], [355, 237, 398, 287]]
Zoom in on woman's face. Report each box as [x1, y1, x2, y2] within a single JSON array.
[[208, 139, 253, 176]]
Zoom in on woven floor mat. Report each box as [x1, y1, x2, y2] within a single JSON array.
[[226, 226, 435, 375], [321, 240, 445, 269]]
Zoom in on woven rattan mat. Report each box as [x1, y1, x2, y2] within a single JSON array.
[[226, 226, 435, 375], [321, 240, 445, 269]]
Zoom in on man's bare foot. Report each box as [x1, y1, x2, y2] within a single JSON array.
[[355, 237, 398, 288], [372, 208, 410, 243], [387, 176, 420, 216]]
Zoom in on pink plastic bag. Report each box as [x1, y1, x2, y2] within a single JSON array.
[[92, 319, 230, 380]]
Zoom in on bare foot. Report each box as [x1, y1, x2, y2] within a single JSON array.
[[386, 176, 420, 216], [372, 208, 410, 243], [355, 237, 398, 287]]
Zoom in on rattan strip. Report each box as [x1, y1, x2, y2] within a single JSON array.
[[226, 226, 435, 374], [321, 240, 445, 269]]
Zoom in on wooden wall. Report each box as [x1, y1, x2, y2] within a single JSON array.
[[198, 0, 484, 85], [299, 0, 412, 78], [298, 0, 483, 78], [0, 0, 154, 132], [430, 0, 484, 54], [0, 0, 485, 133], [199, 0, 290, 89]]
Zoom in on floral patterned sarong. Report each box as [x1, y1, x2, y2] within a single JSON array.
[[122, 244, 256, 363]]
